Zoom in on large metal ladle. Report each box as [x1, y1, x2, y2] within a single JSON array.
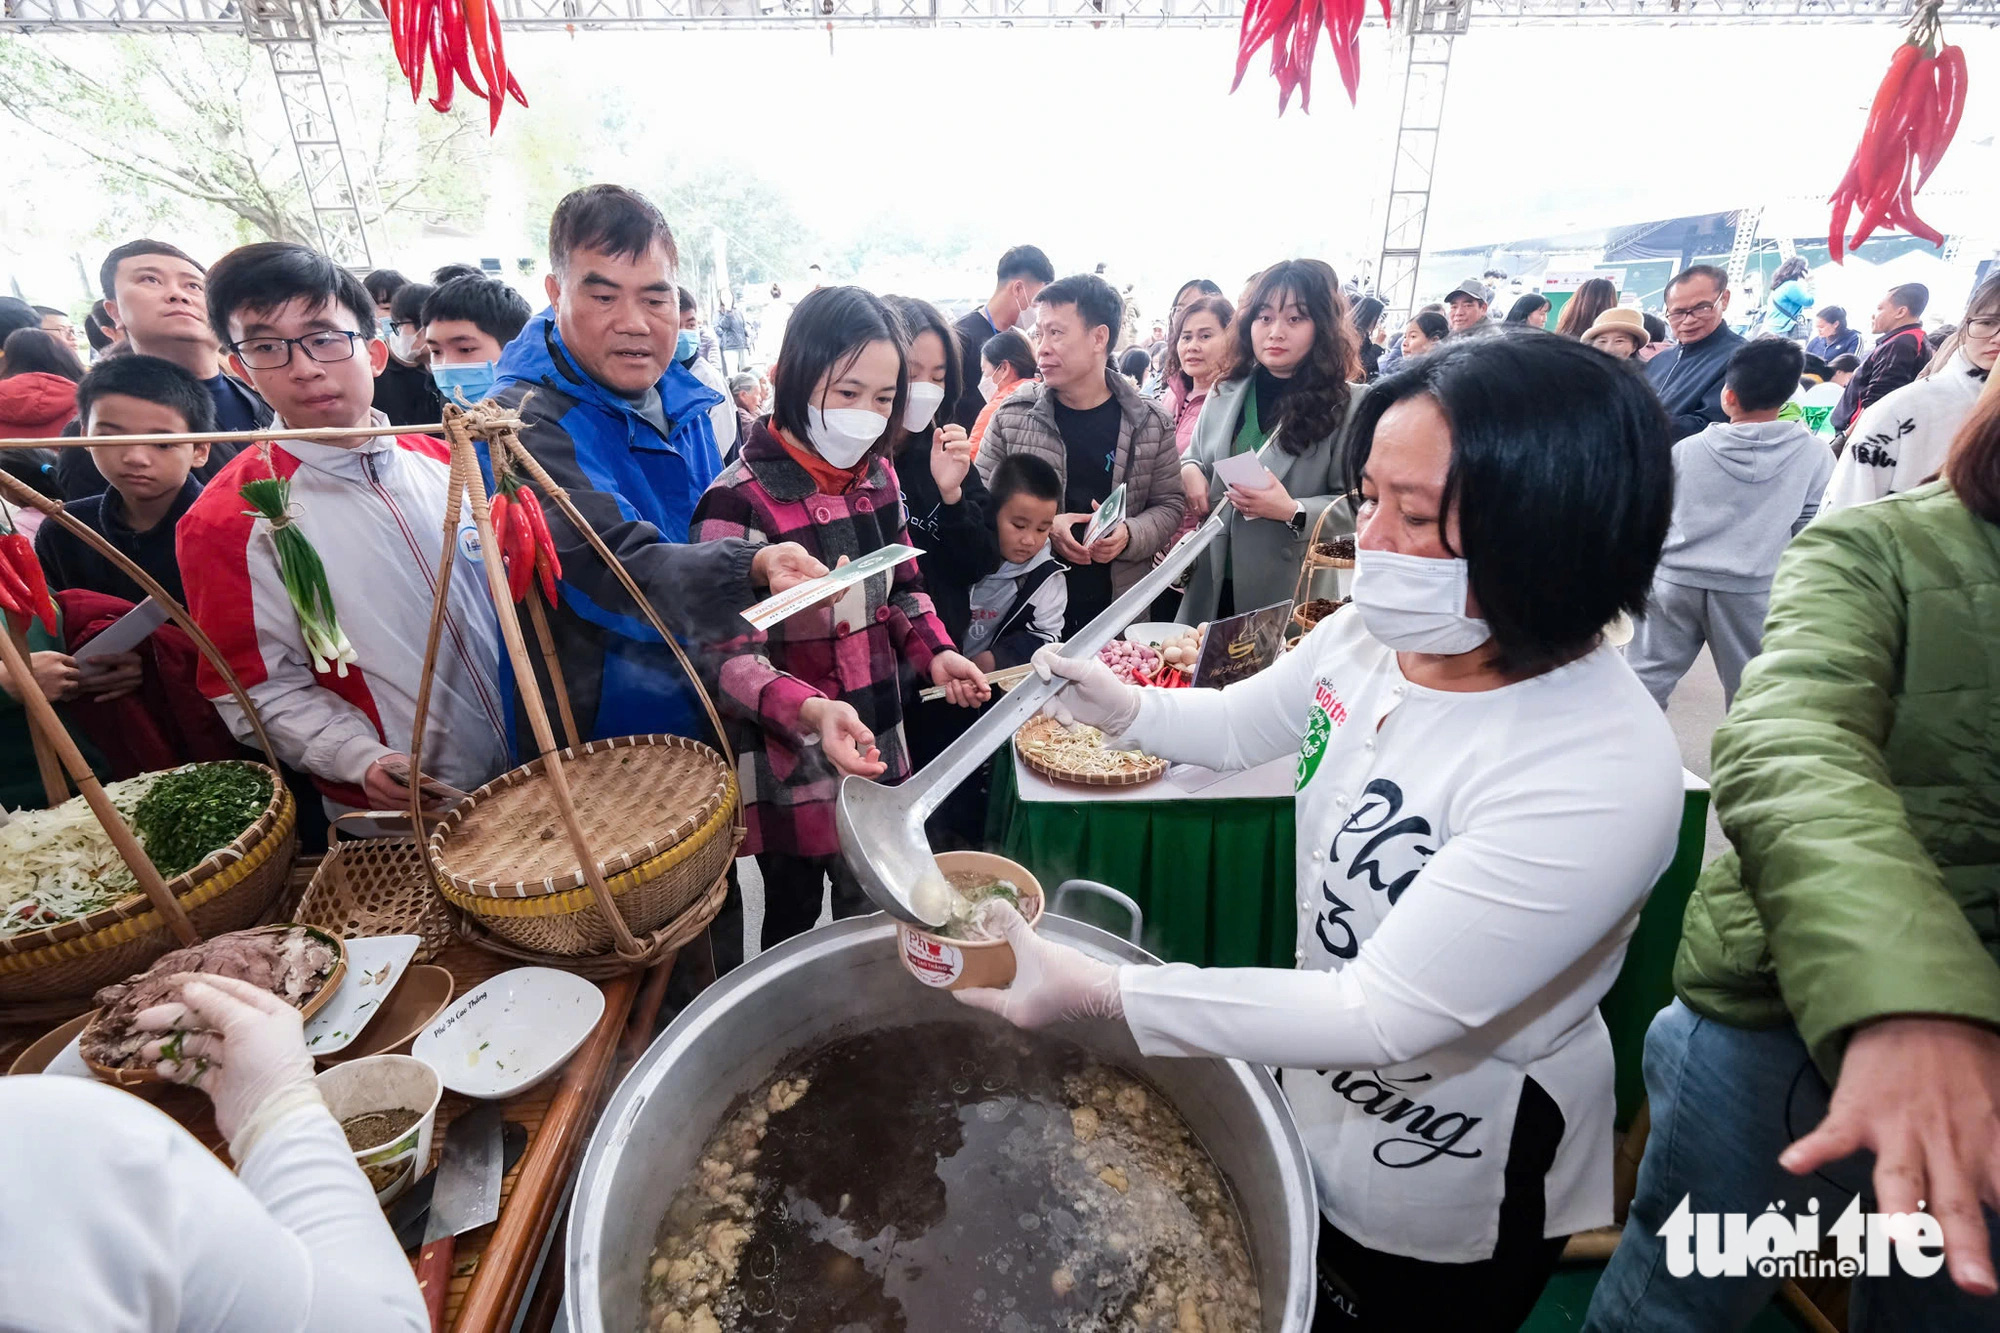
[[839, 507, 1229, 926]]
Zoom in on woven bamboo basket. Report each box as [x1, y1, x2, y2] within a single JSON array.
[[430, 736, 738, 956], [1290, 505, 1354, 637], [294, 813, 456, 962], [0, 468, 298, 1017], [0, 766, 297, 1008], [404, 404, 743, 970]]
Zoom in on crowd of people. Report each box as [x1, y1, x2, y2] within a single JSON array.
[[0, 180, 1995, 1333]]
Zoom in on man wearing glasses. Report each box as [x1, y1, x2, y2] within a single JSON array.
[[1646, 265, 1746, 442], [176, 242, 513, 819]]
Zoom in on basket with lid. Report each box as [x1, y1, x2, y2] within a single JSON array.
[[407, 402, 743, 968]]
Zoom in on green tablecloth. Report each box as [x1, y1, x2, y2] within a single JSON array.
[[989, 757, 1712, 1130]]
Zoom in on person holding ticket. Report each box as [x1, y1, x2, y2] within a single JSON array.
[[692, 286, 991, 949], [1177, 260, 1367, 625]]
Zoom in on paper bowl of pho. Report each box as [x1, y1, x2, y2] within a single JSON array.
[[897, 851, 1044, 993]]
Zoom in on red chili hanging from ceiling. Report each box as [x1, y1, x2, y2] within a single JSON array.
[[385, 0, 529, 130], [1233, 0, 1390, 113], [1827, 1, 1964, 263]]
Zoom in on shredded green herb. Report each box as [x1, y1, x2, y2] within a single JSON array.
[[133, 766, 274, 878]]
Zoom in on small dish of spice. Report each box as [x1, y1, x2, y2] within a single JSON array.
[[315, 1054, 443, 1205], [341, 1106, 423, 1153]]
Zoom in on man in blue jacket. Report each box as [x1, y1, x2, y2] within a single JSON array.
[[1647, 265, 1746, 442], [494, 184, 826, 973]]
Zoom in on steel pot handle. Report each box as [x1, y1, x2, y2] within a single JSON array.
[[1051, 880, 1145, 944]]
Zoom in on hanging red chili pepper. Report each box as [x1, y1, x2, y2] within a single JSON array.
[[511, 487, 562, 606], [1233, 0, 1388, 113], [1828, 1, 1963, 263], [0, 529, 58, 638], [384, 0, 527, 130]]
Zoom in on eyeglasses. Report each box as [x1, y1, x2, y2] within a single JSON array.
[[1665, 300, 1719, 324], [231, 330, 368, 369], [1963, 315, 2000, 340]]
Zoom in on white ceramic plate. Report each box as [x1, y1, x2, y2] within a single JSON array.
[[305, 935, 421, 1057], [411, 966, 606, 1100], [1121, 622, 1188, 648], [45, 1030, 92, 1078]]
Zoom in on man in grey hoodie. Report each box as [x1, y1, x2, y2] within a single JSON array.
[[1627, 338, 1835, 707]]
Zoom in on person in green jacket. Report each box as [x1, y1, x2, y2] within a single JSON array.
[[1586, 389, 2000, 1330]]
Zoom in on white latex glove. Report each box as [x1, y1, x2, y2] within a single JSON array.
[[1030, 643, 1142, 737], [953, 902, 1125, 1029], [136, 972, 324, 1161]]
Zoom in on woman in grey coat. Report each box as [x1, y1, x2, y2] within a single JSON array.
[[1178, 260, 1364, 625]]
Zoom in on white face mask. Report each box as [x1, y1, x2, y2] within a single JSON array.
[[902, 380, 946, 432], [806, 405, 887, 468], [1015, 300, 1039, 335], [978, 374, 997, 403], [1349, 548, 1491, 655], [390, 328, 419, 362]]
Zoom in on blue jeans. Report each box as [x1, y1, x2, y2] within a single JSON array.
[[1585, 999, 2000, 1332]]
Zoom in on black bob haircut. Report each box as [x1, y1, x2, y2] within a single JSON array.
[[432, 263, 483, 284], [981, 329, 1037, 381], [389, 282, 434, 328], [3, 329, 85, 382], [204, 242, 378, 347], [1829, 353, 1861, 374], [996, 245, 1055, 286], [1344, 330, 1672, 675], [1409, 309, 1449, 343], [548, 184, 676, 277], [990, 452, 1062, 509], [1726, 338, 1804, 413], [1035, 273, 1124, 350], [1118, 347, 1152, 380], [883, 294, 962, 437], [768, 286, 908, 460], [76, 354, 217, 436], [363, 269, 409, 307], [422, 276, 532, 347], [677, 286, 699, 315], [99, 239, 203, 302]]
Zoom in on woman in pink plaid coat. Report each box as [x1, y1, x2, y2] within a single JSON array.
[[692, 286, 990, 948]]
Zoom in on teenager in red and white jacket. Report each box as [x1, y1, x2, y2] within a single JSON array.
[[178, 244, 510, 814]]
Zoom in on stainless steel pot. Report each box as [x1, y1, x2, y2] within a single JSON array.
[[566, 913, 1318, 1332]]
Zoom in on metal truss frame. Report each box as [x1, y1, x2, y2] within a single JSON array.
[[4, 0, 1991, 280], [4, 0, 1993, 29]]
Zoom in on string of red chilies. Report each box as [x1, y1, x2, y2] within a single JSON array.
[[489, 481, 562, 607], [385, 0, 529, 131], [1827, 1, 1966, 263], [0, 524, 58, 639], [1232, 0, 1391, 113]]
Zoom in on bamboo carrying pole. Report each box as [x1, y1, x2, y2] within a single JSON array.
[[0, 423, 444, 451], [0, 624, 200, 947], [8, 621, 69, 807], [409, 405, 646, 959]]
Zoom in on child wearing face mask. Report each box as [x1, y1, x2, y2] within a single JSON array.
[[370, 281, 445, 428], [691, 286, 992, 950]]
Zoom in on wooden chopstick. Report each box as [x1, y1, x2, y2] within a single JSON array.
[[919, 662, 1035, 701]]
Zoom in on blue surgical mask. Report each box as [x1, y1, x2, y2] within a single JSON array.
[[377, 315, 395, 341], [675, 329, 701, 364], [432, 360, 497, 406]]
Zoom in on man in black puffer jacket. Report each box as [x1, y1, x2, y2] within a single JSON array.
[[1646, 265, 1745, 442]]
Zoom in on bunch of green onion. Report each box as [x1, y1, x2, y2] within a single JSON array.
[[239, 477, 357, 677]]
